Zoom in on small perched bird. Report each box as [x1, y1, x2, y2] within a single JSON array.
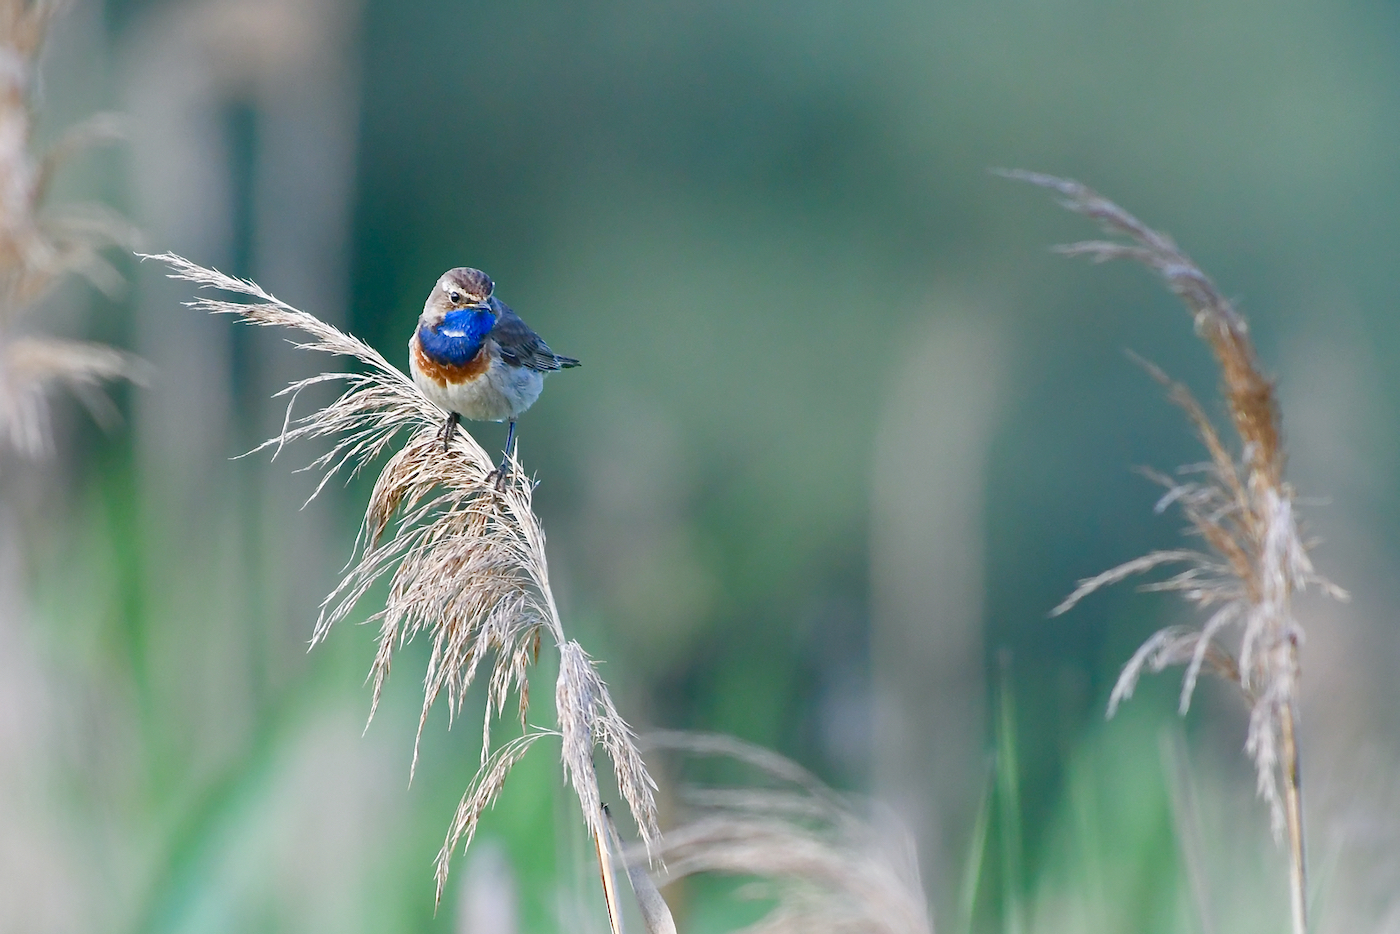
[[409, 267, 579, 479]]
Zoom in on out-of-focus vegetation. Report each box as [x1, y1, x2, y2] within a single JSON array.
[[6, 0, 1400, 931]]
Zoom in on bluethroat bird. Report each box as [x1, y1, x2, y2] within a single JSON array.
[[409, 267, 579, 482]]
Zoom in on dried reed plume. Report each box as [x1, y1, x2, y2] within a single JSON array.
[[1004, 170, 1344, 934], [143, 252, 659, 914], [0, 0, 143, 457], [642, 732, 931, 934]]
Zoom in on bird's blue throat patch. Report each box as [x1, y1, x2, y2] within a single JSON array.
[[418, 309, 496, 367]]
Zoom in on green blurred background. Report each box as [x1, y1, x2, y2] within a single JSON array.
[[7, 0, 1400, 931]]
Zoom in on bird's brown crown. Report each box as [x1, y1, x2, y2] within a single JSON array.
[[438, 267, 494, 306]]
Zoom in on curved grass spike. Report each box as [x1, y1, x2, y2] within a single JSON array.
[[145, 251, 659, 927], [1002, 169, 1347, 934]]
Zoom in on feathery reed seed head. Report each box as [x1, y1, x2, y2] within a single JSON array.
[[0, 0, 141, 458], [147, 251, 659, 910], [1003, 170, 1344, 840], [644, 732, 931, 934], [0, 336, 147, 455]]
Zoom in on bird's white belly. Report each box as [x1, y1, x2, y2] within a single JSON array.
[[412, 351, 544, 422]]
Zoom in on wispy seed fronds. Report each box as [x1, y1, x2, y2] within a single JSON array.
[[148, 252, 660, 914], [1007, 171, 1341, 913], [434, 730, 552, 903], [0, 336, 147, 456], [320, 429, 556, 766], [558, 640, 660, 853], [144, 250, 410, 391], [644, 732, 930, 934], [0, 0, 140, 457], [999, 170, 1282, 484], [1, 2, 133, 301], [1051, 549, 1213, 618]]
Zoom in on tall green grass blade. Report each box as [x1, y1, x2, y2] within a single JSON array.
[[996, 653, 1025, 934], [1159, 729, 1216, 934], [957, 761, 995, 934]]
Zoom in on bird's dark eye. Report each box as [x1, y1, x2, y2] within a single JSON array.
[[448, 290, 462, 304]]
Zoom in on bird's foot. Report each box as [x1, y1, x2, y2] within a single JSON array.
[[437, 413, 460, 452], [486, 456, 511, 492], [487, 421, 517, 491]]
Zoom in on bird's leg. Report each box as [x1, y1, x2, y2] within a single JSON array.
[[438, 412, 460, 451], [490, 420, 517, 490], [500, 420, 517, 470]]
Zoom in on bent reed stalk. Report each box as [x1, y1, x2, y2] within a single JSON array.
[[1005, 170, 1345, 934], [144, 252, 659, 917]]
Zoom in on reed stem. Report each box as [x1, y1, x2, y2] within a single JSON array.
[[1280, 692, 1307, 934]]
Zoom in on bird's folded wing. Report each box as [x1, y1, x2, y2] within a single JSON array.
[[490, 304, 577, 371]]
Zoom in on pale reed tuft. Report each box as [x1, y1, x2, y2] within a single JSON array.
[[643, 732, 932, 934], [1004, 170, 1342, 934], [0, 0, 142, 458], [0, 336, 145, 455], [145, 251, 659, 914]]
